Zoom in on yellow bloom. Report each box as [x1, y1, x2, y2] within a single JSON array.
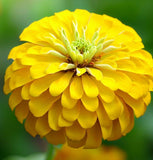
[[54, 145, 126, 160], [4, 9, 153, 148]]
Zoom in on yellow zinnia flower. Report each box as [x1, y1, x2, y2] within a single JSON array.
[[54, 145, 126, 160], [4, 9, 153, 148]]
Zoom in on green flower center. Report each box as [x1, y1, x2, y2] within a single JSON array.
[[59, 21, 119, 66], [71, 38, 93, 54]]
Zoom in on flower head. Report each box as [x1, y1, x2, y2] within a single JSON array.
[[54, 145, 126, 160], [4, 9, 153, 148]]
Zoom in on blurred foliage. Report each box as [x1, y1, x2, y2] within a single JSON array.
[[3, 153, 45, 160], [0, 0, 153, 160]]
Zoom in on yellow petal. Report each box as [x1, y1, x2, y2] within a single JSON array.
[[116, 59, 136, 72], [149, 79, 153, 91], [66, 134, 87, 148], [55, 10, 74, 36], [76, 68, 86, 76], [21, 83, 31, 100], [122, 107, 134, 134], [127, 73, 149, 99], [82, 74, 99, 97], [119, 104, 134, 135], [9, 43, 35, 59], [3, 79, 11, 94], [66, 121, 86, 141], [61, 87, 78, 109], [9, 68, 32, 90], [96, 102, 112, 127], [70, 76, 83, 99], [20, 16, 57, 44], [143, 92, 151, 106], [29, 74, 53, 97], [62, 102, 80, 121], [84, 122, 102, 149], [27, 44, 51, 55], [116, 72, 132, 92], [81, 94, 99, 112], [101, 77, 118, 90], [15, 101, 29, 123], [46, 62, 61, 74], [24, 113, 37, 137], [107, 119, 122, 141], [30, 63, 49, 79], [97, 81, 115, 103], [101, 126, 113, 140], [117, 90, 146, 118], [86, 14, 108, 40], [9, 87, 22, 110], [113, 29, 143, 51], [124, 41, 144, 52], [74, 9, 91, 30], [35, 114, 51, 137], [11, 59, 26, 71], [49, 72, 73, 96], [102, 70, 132, 92], [48, 99, 62, 131], [58, 114, 73, 127], [86, 67, 103, 81], [78, 103, 97, 128], [46, 129, 66, 145], [29, 91, 59, 117], [118, 103, 130, 135], [102, 95, 123, 120], [20, 54, 62, 65], [131, 50, 153, 66], [30, 72, 62, 97], [96, 102, 112, 139], [4, 65, 13, 81]]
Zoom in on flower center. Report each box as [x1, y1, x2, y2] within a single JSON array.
[[71, 38, 92, 55], [59, 21, 119, 67]]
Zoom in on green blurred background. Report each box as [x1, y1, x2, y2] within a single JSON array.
[[1, 0, 153, 160]]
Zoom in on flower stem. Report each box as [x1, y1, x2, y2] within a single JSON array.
[[46, 144, 55, 160]]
